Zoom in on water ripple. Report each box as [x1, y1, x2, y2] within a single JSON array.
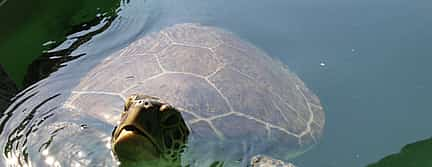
[[3, 93, 60, 165]]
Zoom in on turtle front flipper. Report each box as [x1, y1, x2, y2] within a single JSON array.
[[111, 94, 189, 166]]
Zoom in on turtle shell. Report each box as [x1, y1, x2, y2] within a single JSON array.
[[67, 23, 325, 163]]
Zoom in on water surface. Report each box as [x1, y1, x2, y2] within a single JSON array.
[[1, 0, 431, 166]]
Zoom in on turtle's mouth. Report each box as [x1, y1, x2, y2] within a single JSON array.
[[116, 125, 151, 143], [116, 125, 159, 147], [113, 125, 161, 161], [122, 125, 147, 137]]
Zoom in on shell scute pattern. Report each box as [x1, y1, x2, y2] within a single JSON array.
[[132, 32, 172, 55], [157, 45, 221, 76], [269, 127, 300, 149], [212, 114, 268, 140], [123, 74, 231, 119], [67, 23, 323, 148], [214, 42, 313, 124], [188, 120, 220, 140], [209, 68, 299, 133], [75, 49, 162, 93]]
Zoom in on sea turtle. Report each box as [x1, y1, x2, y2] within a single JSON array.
[[0, 23, 325, 167]]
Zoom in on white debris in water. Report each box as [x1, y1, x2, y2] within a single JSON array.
[[319, 62, 326, 67], [355, 153, 360, 158], [351, 48, 356, 53]]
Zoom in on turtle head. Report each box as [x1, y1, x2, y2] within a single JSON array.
[[111, 94, 189, 165]]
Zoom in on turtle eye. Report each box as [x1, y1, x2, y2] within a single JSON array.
[[161, 112, 180, 127]]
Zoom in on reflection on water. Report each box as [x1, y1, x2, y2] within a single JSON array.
[[1, 0, 431, 166], [4, 93, 60, 165], [23, 14, 117, 87]]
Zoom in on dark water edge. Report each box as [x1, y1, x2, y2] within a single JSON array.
[[367, 137, 432, 167], [0, 0, 120, 88], [0, 64, 17, 112]]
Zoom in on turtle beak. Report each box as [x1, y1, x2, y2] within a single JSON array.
[[112, 104, 162, 161]]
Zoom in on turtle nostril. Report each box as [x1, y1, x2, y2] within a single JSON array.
[[141, 99, 153, 108]]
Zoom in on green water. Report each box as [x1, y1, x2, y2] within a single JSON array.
[[0, 0, 119, 87], [0, 0, 431, 166]]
